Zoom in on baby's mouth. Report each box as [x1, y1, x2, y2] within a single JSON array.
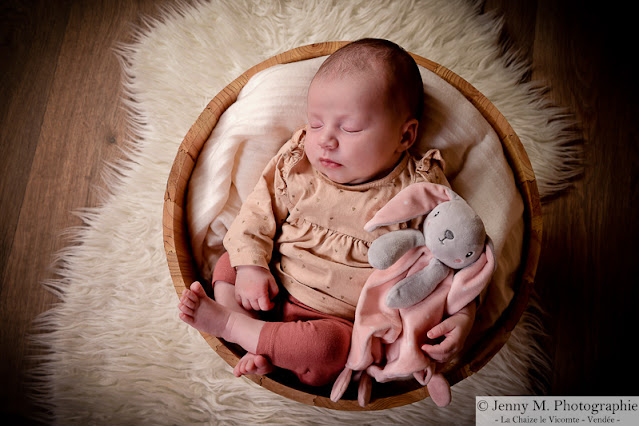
[[320, 158, 342, 168]]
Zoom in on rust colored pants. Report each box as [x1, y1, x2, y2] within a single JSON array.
[[212, 252, 352, 386]]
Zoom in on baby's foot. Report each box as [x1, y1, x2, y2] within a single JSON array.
[[178, 281, 263, 354], [233, 353, 273, 377], [178, 281, 232, 337]]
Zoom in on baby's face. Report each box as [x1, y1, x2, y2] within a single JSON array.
[[305, 73, 412, 185]]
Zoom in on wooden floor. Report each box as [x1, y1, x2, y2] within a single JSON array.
[[1, 0, 637, 423]]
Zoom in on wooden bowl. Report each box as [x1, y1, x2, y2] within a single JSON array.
[[163, 41, 542, 410]]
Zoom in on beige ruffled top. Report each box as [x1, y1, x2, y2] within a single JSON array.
[[224, 127, 448, 321]]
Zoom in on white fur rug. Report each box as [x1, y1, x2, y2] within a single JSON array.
[[32, 0, 580, 424]]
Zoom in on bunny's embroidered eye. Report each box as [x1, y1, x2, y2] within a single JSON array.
[[466, 251, 474, 258], [433, 211, 440, 217]]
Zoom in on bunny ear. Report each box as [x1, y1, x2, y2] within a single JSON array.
[[364, 182, 453, 232], [445, 241, 496, 315]]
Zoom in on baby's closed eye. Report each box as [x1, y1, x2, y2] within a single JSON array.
[[341, 126, 362, 134]]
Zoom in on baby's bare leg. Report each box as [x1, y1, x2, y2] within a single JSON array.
[[178, 281, 263, 353], [213, 281, 258, 317], [212, 280, 273, 376]]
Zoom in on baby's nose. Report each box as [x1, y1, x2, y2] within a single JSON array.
[[320, 136, 338, 149]]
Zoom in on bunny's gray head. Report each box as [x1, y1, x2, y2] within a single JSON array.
[[423, 198, 486, 269]]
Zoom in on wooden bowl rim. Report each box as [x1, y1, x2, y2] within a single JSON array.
[[163, 41, 542, 411]]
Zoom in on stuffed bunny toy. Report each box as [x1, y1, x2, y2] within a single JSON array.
[[331, 182, 496, 407], [366, 181, 494, 310]]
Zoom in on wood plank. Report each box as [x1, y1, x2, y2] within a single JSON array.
[[531, 0, 638, 396], [0, 0, 72, 289], [0, 0, 171, 419], [485, 0, 639, 395], [0, 1, 74, 420]]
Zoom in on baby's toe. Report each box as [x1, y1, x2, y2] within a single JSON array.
[[190, 281, 208, 298], [180, 294, 196, 309], [178, 300, 195, 315]]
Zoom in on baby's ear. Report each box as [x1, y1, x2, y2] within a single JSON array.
[[398, 118, 419, 152]]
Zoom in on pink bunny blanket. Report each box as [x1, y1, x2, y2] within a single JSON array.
[[331, 182, 495, 407], [345, 245, 492, 383]]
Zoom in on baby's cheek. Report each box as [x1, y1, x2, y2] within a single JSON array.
[[304, 143, 318, 161]]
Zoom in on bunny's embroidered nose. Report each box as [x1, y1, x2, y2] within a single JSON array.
[[439, 229, 455, 244]]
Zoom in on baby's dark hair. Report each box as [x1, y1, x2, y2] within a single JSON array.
[[314, 38, 424, 120]]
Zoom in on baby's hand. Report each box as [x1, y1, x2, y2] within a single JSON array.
[[235, 265, 279, 311], [421, 301, 476, 363]]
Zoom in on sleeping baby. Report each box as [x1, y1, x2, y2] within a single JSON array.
[[177, 38, 478, 394]]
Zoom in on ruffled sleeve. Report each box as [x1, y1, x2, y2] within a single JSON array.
[[415, 148, 449, 186], [274, 127, 306, 199]]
